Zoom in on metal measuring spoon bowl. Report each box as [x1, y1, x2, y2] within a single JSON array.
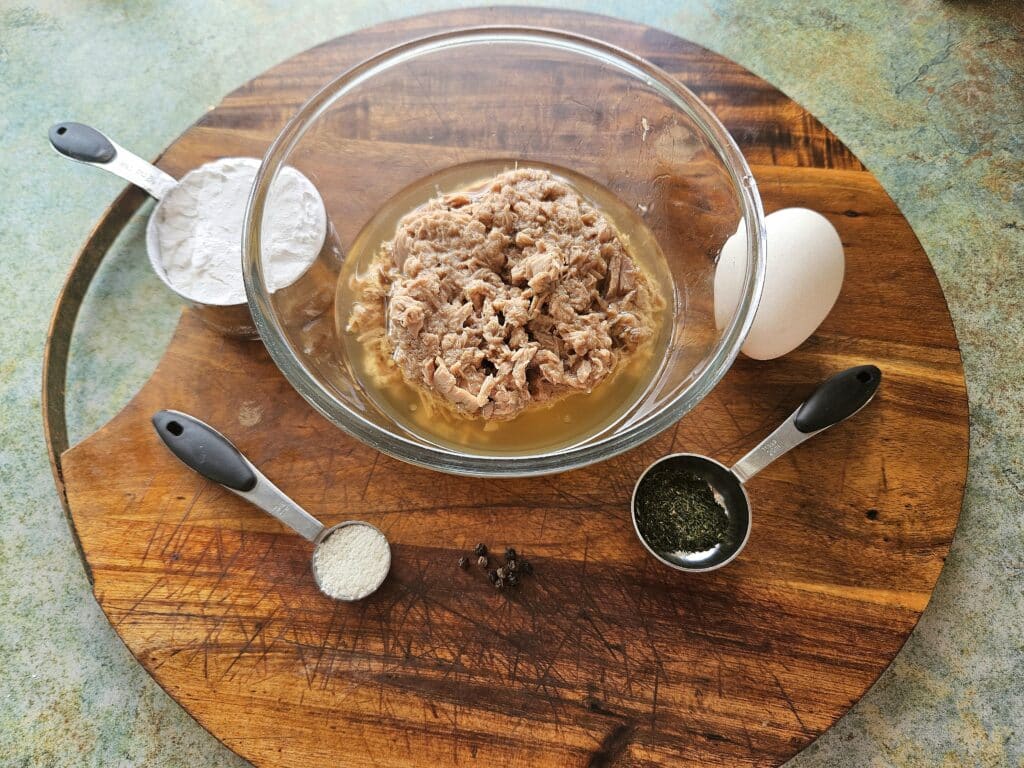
[[632, 454, 752, 572], [152, 410, 391, 601], [310, 520, 391, 601], [632, 365, 882, 573]]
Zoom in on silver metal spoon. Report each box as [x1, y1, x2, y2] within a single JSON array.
[[632, 365, 882, 573], [152, 410, 391, 600], [48, 122, 263, 336]]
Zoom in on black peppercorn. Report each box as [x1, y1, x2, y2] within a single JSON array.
[[488, 569, 499, 585], [477, 555, 489, 568], [506, 559, 518, 572], [504, 547, 517, 562], [457, 556, 469, 570], [474, 543, 487, 557], [506, 573, 519, 587], [519, 559, 533, 575]]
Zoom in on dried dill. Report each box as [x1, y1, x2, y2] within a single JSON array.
[[635, 466, 730, 553]]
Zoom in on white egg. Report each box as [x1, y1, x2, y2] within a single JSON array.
[[714, 207, 844, 361]]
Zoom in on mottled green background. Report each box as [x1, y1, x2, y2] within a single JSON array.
[[1, 1, 1021, 766]]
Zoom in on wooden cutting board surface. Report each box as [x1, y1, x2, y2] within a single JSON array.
[[52, 8, 968, 768]]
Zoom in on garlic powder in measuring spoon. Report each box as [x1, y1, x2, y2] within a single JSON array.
[[148, 157, 326, 305], [313, 523, 391, 601]]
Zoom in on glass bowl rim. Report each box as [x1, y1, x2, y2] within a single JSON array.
[[243, 24, 766, 477]]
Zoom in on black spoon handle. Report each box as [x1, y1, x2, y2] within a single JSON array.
[[152, 410, 256, 491], [49, 122, 116, 163], [151, 409, 326, 542], [732, 365, 882, 483], [794, 365, 881, 433], [48, 121, 178, 198]]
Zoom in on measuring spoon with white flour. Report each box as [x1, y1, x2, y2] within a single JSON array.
[[48, 122, 327, 337], [152, 410, 391, 601]]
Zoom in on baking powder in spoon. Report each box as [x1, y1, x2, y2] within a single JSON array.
[[313, 524, 391, 601]]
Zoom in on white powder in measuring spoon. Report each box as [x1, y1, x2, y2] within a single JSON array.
[[313, 524, 391, 600], [150, 157, 326, 305]]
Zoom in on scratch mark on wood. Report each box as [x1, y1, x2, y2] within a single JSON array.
[[361, 452, 381, 501], [587, 721, 637, 767], [770, 671, 812, 736]]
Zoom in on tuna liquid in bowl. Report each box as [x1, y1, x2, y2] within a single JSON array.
[[243, 26, 765, 477]]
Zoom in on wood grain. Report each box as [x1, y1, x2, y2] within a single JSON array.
[[53, 8, 968, 768]]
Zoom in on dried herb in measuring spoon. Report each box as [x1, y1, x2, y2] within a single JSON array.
[[635, 465, 731, 553]]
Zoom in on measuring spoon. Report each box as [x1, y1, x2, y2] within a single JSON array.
[[48, 121, 192, 296], [632, 365, 881, 573], [152, 410, 391, 600], [48, 122, 266, 337]]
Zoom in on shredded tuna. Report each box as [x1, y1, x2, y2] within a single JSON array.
[[347, 168, 660, 421]]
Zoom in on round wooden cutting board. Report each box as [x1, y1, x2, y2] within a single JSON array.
[[46, 8, 969, 768]]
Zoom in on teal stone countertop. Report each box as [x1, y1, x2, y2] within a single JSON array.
[[1, 1, 1020, 765]]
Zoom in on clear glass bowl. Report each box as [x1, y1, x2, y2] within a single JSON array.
[[243, 26, 765, 477]]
